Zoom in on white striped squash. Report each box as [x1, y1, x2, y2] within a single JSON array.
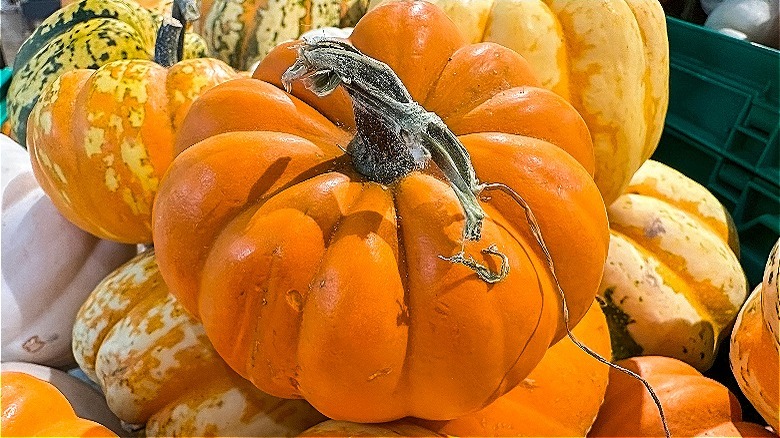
[[72, 250, 326, 436], [598, 160, 747, 371]]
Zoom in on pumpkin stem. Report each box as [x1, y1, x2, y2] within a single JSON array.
[[282, 38, 489, 245], [481, 182, 672, 438], [171, 0, 199, 61], [154, 17, 183, 67]]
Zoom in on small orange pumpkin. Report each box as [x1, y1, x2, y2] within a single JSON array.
[[590, 356, 774, 437], [0, 371, 117, 437], [155, 0, 608, 423], [26, 20, 238, 244]]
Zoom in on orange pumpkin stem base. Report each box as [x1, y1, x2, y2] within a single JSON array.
[[283, 38, 513, 283]]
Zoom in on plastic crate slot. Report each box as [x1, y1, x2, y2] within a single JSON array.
[[713, 162, 751, 203], [739, 215, 780, 287], [757, 132, 779, 176], [667, 64, 751, 147], [739, 180, 780, 228], [729, 128, 771, 169], [742, 100, 780, 136]]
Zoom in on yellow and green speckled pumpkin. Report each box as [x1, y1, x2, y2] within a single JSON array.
[[201, 0, 368, 70], [730, 238, 779, 431], [26, 20, 238, 244], [598, 160, 747, 371], [7, 0, 208, 145], [72, 250, 327, 436]]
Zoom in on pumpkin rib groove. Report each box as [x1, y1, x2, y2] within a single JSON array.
[[484, 280, 546, 406], [389, 185, 415, 401]]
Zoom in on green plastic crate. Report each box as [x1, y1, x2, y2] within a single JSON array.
[[652, 17, 780, 287], [0, 68, 12, 126]]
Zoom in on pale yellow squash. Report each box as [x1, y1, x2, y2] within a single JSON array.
[[599, 160, 747, 371], [369, 0, 669, 204], [730, 239, 779, 430], [72, 250, 327, 436]]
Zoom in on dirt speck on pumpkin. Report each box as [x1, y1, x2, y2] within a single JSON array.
[[367, 368, 392, 381]]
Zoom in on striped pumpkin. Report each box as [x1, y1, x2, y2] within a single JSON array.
[[369, 0, 669, 205], [72, 250, 327, 436], [201, 0, 369, 71], [25, 21, 237, 244], [7, 0, 207, 145], [730, 238, 779, 430], [598, 160, 747, 371]]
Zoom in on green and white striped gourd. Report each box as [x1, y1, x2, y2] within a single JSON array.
[[7, 0, 207, 145], [202, 0, 368, 71]]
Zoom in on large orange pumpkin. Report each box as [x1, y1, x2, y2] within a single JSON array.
[[0, 371, 117, 437], [590, 356, 774, 437], [154, 0, 608, 422]]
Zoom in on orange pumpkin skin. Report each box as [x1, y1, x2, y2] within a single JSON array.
[[419, 300, 611, 436], [300, 420, 437, 437], [155, 1, 608, 422], [27, 58, 238, 244], [589, 356, 775, 437], [0, 371, 117, 437]]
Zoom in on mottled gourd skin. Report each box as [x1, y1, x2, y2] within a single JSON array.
[[598, 160, 747, 371], [72, 251, 327, 436], [26, 57, 238, 244], [369, 0, 669, 205], [730, 239, 780, 431], [155, 1, 608, 423], [202, 0, 369, 70], [7, 0, 208, 145]]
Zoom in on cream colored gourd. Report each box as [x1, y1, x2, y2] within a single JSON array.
[[599, 160, 747, 371], [1, 135, 136, 367], [368, 0, 669, 205], [730, 238, 779, 430], [72, 250, 327, 436]]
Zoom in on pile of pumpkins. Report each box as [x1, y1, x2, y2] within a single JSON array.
[[1, 0, 777, 436]]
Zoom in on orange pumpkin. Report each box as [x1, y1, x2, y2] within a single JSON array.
[[154, 0, 608, 422], [0, 371, 117, 437], [26, 20, 238, 244], [590, 356, 775, 437]]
